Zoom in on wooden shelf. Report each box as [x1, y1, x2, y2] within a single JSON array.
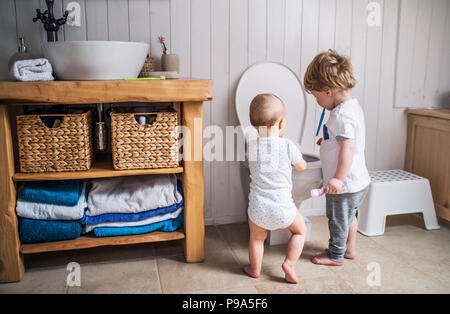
[[21, 230, 185, 254], [13, 159, 183, 181], [0, 79, 213, 104]]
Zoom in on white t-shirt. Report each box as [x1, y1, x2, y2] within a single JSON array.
[[247, 137, 303, 230], [320, 98, 371, 194]]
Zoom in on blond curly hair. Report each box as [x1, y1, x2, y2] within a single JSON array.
[[304, 49, 357, 92]]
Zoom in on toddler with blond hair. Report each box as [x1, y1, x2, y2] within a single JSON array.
[[304, 50, 370, 266]]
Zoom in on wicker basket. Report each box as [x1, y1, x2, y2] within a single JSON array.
[[111, 111, 179, 170], [138, 54, 155, 78], [16, 111, 94, 173]]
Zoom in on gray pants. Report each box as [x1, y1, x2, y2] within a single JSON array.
[[325, 187, 369, 263]]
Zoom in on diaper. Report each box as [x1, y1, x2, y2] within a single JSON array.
[[248, 204, 297, 231]]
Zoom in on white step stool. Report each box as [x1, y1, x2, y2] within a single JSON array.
[[358, 170, 440, 237]]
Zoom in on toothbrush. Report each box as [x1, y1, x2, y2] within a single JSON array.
[[311, 182, 347, 197], [158, 36, 169, 54], [316, 108, 326, 137], [311, 188, 326, 198]]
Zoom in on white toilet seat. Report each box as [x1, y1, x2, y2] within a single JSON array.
[[235, 62, 308, 145], [235, 62, 320, 168]]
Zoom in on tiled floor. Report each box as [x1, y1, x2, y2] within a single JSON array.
[[1, 214, 449, 294]]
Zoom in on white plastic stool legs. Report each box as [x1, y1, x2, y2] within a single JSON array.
[[357, 170, 440, 237], [420, 184, 440, 230]]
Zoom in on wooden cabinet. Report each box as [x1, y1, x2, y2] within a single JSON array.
[[405, 109, 450, 222], [0, 79, 212, 282]]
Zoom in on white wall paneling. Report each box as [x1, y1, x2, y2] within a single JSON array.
[[248, 0, 267, 65], [424, 0, 448, 108], [267, 0, 285, 63], [190, 0, 212, 222], [0, 0, 18, 75], [210, 0, 230, 225], [363, 0, 383, 170], [107, 0, 129, 41], [375, 0, 401, 170], [129, 0, 151, 43], [227, 0, 249, 225], [86, 0, 108, 40], [15, 0, 43, 58], [300, 0, 320, 154], [149, 0, 170, 71], [1, 0, 449, 224], [63, 0, 86, 40]]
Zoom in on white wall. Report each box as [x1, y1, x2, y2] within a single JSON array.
[[1, 0, 449, 224]]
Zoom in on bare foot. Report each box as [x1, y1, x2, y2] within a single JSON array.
[[344, 251, 356, 260], [325, 249, 356, 260], [282, 261, 299, 284], [310, 253, 344, 266], [242, 264, 260, 279]]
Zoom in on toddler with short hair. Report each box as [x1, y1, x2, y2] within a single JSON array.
[[243, 93, 308, 284], [304, 49, 371, 266]]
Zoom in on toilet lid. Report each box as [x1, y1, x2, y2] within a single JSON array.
[[235, 62, 308, 145]]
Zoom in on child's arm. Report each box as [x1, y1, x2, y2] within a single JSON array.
[[325, 138, 355, 194], [288, 140, 307, 172], [293, 157, 307, 172]]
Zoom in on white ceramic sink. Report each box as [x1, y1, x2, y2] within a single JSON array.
[[43, 41, 149, 80]]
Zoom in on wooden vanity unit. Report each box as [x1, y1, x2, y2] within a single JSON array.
[[405, 109, 450, 222], [0, 79, 212, 282]]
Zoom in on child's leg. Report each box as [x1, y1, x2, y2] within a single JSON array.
[[312, 188, 368, 266], [282, 212, 307, 284], [311, 194, 351, 266], [325, 216, 357, 259], [345, 216, 358, 259], [243, 219, 267, 278]]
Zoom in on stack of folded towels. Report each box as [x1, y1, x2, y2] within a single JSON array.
[[16, 180, 85, 243], [83, 174, 184, 237]]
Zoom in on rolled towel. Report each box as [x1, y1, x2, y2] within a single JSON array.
[[19, 218, 82, 243], [22, 180, 83, 207], [9, 58, 54, 82], [16, 183, 87, 221], [93, 211, 184, 237]]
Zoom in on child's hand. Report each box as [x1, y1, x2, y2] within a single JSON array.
[[316, 138, 323, 146], [325, 178, 344, 194]]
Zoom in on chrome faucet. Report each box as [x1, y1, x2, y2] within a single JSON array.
[[33, 0, 69, 42]]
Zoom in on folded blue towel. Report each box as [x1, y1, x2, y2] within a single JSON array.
[[19, 218, 82, 243], [82, 181, 184, 225], [93, 211, 183, 237], [22, 180, 82, 207]]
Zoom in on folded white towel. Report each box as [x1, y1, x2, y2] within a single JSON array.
[[84, 207, 183, 233], [16, 183, 87, 220], [86, 174, 182, 216], [9, 58, 54, 82]]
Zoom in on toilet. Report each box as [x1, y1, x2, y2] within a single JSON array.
[[235, 62, 323, 245]]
